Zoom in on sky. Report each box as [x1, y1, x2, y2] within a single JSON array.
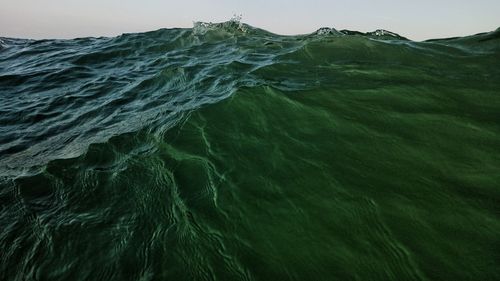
[[1, 0, 499, 41]]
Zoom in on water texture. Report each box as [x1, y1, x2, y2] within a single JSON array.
[[1, 21, 500, 280]]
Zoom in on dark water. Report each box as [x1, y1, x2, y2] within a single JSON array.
[[1, 20, 500, 280]]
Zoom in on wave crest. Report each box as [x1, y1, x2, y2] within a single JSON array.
[[193, 15, 248, 35]]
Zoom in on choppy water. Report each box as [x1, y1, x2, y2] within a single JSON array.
[[1, 20, 500, 280]]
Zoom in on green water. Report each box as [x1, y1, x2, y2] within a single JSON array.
[[1, 21, 500, 280]]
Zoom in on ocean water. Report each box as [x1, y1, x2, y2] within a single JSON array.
[[1, 20, 500, 280]]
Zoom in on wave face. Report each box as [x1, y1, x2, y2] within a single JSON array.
[[1, 21, 500, 280]]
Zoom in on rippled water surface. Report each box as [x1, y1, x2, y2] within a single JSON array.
[[1, 21, 500, 280]]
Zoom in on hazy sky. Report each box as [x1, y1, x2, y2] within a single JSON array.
[[1, 0, 499, 41]]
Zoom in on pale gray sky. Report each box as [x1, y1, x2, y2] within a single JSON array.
[[1, 0, 499, 41]]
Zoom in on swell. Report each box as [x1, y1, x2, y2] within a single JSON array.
[[1, 22, 499, 176], [1, 21, 500, 280]]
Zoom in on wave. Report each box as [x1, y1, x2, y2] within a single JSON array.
[[1, 21, 499, 177], [1, 20, 500, 281]]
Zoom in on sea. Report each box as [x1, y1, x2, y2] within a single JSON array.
[[1, 20, 499, 280]]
